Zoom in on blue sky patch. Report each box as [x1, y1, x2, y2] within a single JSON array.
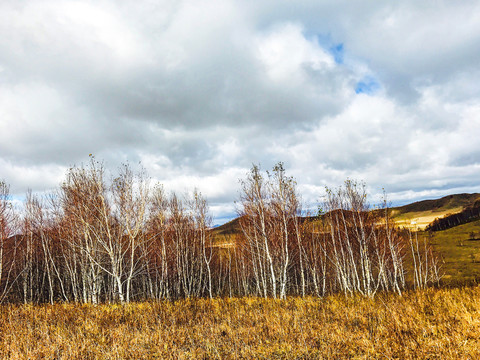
[[329, 43, 344, 64], [304, 32, 344, 64], [355, 76, 381, 95]]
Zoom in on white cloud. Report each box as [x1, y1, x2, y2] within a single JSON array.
[[0, 0, 479, 223], [0, 158, 66, 194], [255, 23, 334, 84]]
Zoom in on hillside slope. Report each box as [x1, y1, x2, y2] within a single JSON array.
[[426, 200, 480, 231], [390, 193, 480, 230], [214, 193, 480, 235], [423, 218, 480, 284], [211, 194, 480, 285], [393, 193, 480, 214]]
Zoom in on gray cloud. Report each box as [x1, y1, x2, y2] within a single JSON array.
[[0, 0, 479, 223]]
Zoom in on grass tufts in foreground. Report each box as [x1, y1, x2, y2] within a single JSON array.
[[1, 287, 480, 359]]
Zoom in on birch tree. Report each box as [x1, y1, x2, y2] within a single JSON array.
[[238, 163, 304, 298], [324, 180, 407, 297], [61, 159, 107, 303], [192, 190, 213, 298], [111, 164, 150, 302], [0, 181, 18, 303], [239, 165, 276, 297]]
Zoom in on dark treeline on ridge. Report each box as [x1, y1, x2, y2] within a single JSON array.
[[0, 159, 441, 304], [426, 200, 480, 232]]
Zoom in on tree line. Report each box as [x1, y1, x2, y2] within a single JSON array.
[[0, 159, 440, 303], [426, 200, 480, 232]]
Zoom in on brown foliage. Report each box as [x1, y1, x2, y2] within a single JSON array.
[[0, 162, 442, 303]]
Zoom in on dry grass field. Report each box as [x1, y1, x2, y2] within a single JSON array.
[[1, 287, 480, 359]]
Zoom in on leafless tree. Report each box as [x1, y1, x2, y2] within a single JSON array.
[[111, 164, 150, 302], [238, 163, 304, 299], [0, 160, 446, 303], [409, 229, 442, 289], [239, 165, 276, 298], [191, 190, 213, 298], [168, 192, 207, 298], [0, 181, 18, 303], [60, 158, 108, 303], [324, 180, 407, 297], [147, 184, 170, 299]]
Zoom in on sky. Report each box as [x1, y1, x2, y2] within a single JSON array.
[[1, 0, 480, 224]]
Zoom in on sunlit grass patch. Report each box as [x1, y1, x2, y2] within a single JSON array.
[[0, 287, 479, 359]]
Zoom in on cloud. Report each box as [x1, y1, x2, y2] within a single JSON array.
[[0, 0, 479, 223]]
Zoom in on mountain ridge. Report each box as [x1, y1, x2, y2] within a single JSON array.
[[213, 192, 480, 235]]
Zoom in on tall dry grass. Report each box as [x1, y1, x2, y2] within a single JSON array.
[[1, 287, 480, 359]]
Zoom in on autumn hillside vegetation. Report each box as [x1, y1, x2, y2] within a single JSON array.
[[426, 199, 480, 231], [0, 159, 442, 303]]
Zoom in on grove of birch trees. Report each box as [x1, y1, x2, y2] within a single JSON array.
[[0, 160, 440, 303]]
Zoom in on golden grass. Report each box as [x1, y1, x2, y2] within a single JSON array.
[[1, 287, 480, 359], [392, 208, 462, 230]]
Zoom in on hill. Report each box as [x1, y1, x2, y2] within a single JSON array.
[[421, 218, 480, 284], [213, 216, 242, 236], [388, 193, 480, 230], [392, 193, 480, 214], [426, 200, 480, 231], [212, 193, 480, 286], [214, 193, 480, 235]]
